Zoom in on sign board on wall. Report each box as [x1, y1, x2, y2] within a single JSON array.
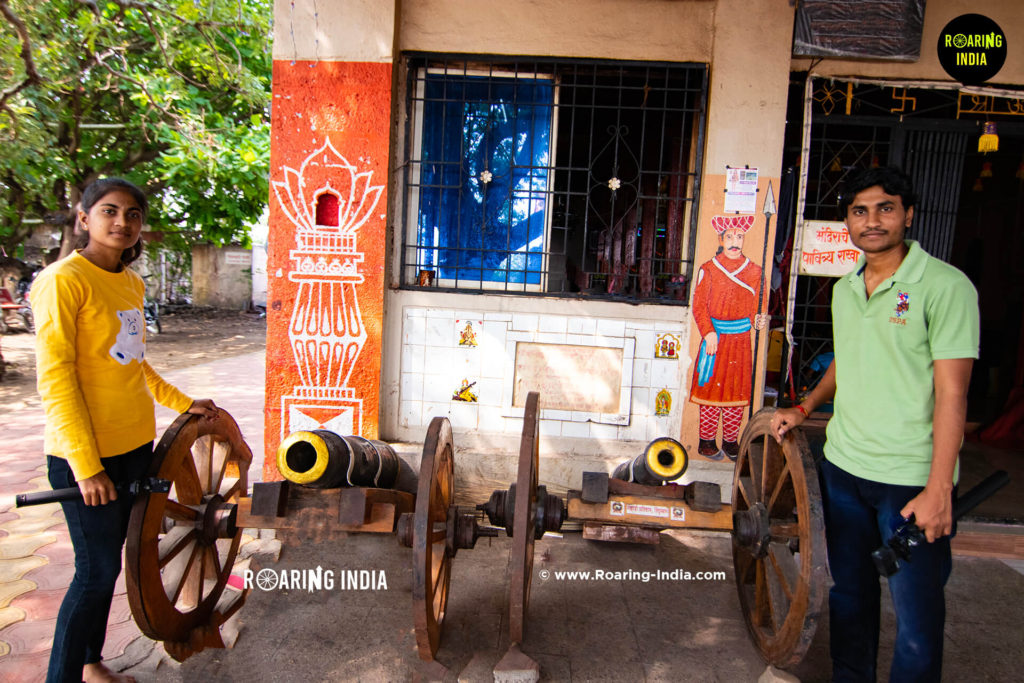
[[223, 252, 251, 266], [798, 220, 863, 277], [513, 343, 623, 414]]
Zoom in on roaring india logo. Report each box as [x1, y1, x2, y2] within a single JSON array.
[[937, 14, 1007, 86]]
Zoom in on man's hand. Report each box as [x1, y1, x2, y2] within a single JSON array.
[[79, 470, 117, 506], [703, 331, 719, 356], [770, 407, 806, 444], [187, 398, 219, 419], [900, 485, 953, 543]]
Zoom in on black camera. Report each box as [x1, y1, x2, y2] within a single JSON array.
[[870, 470, 1009, 577]]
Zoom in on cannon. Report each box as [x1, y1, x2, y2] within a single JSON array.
[[507, 406, 827, 670], [119, 398, 826, 672], [276, 429, 416, 492], [121, 403, 550, 665]]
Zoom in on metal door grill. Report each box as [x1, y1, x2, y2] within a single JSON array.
[[903, 129, 969, 263], [399, 55, 708, 303], [786, 78, 973, 395]]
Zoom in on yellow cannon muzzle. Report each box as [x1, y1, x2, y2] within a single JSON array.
[[276, 429, 415, 492], [612, 437, 688, 485]]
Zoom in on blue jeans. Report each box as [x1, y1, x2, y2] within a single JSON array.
[[819, 458, 953, 683], [46, 443, 153, 683]]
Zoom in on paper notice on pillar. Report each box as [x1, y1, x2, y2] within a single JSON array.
[[724, 167, 758, 213], [798, 220, 863, 277]]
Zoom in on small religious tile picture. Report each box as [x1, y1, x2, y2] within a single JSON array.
[[655, 333, 681, 359], [655, 388, 672, 416], [456, 320, 480, 347], [452, 378, 478, 402]]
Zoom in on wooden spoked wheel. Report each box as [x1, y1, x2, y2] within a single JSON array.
[[126, 411, 252, 660], [731, 408, 826, 669], [412, 416, 455, 661], [508, 391, 540, 645]]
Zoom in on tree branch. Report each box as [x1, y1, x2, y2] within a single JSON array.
[[0, 0, 43, 114]]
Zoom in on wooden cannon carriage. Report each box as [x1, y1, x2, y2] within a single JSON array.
[[123, 392, 826, 671]]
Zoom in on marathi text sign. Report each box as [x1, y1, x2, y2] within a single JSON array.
[[798, 221, 863, 277]]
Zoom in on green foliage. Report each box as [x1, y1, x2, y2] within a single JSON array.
[[0, 0, 272, 253]]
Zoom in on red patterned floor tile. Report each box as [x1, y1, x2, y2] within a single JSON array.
[[100, 618, 143, 661], [0, 470, 41, 486], [9, 588, 65, 622], [21, 563, 73, 591], [108, 595, 133, 625], [0, 650, 50, 683], [35, 538, 75, 567], [0, 616, 55, 656]]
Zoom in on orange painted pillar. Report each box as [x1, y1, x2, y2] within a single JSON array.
[[265, 2, 395, 480]]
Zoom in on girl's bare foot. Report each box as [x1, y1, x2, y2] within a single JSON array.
[[83, 662, 136, 683]]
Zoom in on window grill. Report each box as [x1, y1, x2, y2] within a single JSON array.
[[399, 55, 708, 302]]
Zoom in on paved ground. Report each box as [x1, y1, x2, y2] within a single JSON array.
[[0, 351, 266, 682], [1, 348, 1023, 682]]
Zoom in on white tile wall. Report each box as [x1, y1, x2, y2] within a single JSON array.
[[478, 405, 504, 430], [449, 401, 478, 429], [511, 313, 538, 331], [539, 419, 562, 437], [399, 306, 688, 443], [424, 317, 453, 347], [632, 359, 651, 387], [567, 317, 597, 335], [651, 358, 680, 388], [399, 400, 421, 428], [538, 315, 568, 334], [596, 318, 626, 337], [560, 420, 589, 438], [402, 342, 425, 375]]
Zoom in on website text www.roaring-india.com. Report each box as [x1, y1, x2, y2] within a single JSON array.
[[540, 568, 727, 582]]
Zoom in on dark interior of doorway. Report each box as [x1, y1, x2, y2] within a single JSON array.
[[950, 134, 1024, 423], [777, 76, 1024, 428]]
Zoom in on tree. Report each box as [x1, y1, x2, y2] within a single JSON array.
[[0, 0, 271, 256]]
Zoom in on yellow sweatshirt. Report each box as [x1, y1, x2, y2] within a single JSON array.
[[31, 251, 194, 481]]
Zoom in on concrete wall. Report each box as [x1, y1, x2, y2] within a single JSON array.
[[398, 0, 714, 62], [266, 0, 796, 484], [191, 245, 253, 309]]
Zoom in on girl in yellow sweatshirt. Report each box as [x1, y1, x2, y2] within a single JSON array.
[[32, 177, 218, 683]]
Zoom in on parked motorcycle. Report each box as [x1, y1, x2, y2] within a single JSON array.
[[0, 286, 32, 334]]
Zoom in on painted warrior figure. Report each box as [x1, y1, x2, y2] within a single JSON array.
[[689, 215, 768, 461]]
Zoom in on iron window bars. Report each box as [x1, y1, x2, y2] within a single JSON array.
[[399, 55, 708, 303]]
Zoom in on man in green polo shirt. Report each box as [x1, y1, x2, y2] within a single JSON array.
[[772, 166, 978, 682]]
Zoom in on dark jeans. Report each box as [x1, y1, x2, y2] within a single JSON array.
[[46, 443, 153, 683], [819, 458, 953, 683]]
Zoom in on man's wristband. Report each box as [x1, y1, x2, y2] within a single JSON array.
[[796, 404, 808, 418]]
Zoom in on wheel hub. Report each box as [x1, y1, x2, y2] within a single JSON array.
[[732, 501, 771, 558]]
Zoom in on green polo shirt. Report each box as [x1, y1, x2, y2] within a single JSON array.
[[824, 240, 979, 486]]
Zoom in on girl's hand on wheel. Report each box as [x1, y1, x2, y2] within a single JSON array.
[[187, 398, 219, 419]]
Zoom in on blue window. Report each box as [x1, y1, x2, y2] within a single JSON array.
[[402, 57, 708, 302], [412, 71, 553, 288]]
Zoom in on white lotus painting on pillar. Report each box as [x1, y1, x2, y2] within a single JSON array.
[[271, 137, 384, 439]]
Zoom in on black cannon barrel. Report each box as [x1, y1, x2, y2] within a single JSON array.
[[15, 477, 171, 507], [276, 430, 415, 493], [611, 437, 689, 486]]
